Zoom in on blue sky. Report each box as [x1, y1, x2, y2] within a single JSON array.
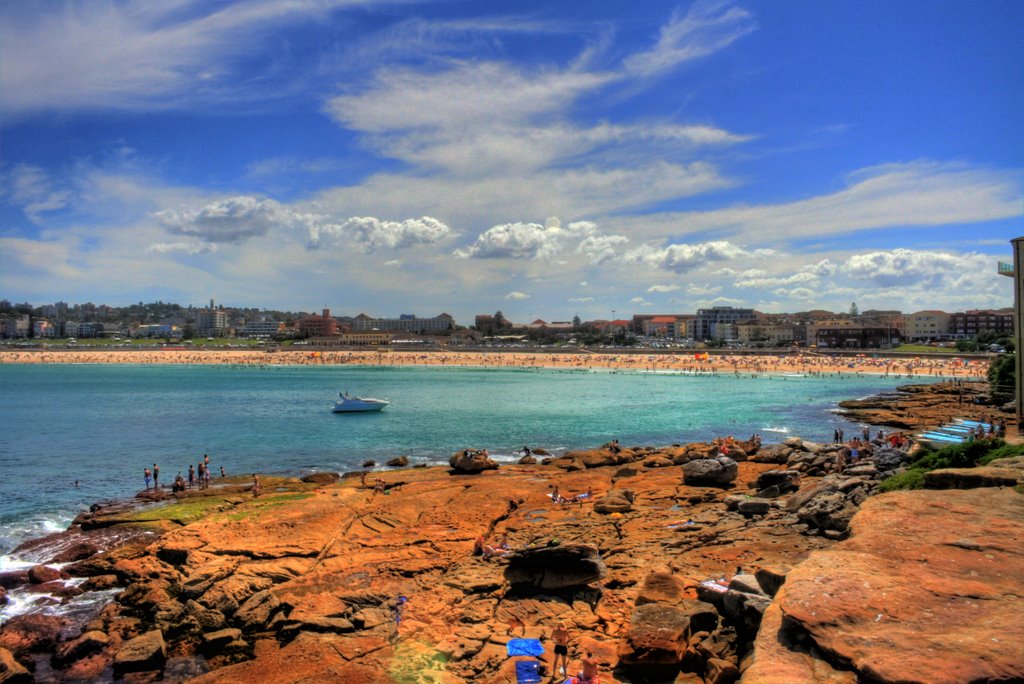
[[1, 0, 1020, 322]]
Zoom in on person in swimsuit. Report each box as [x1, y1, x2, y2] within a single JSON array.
[[152, 463, 159, 489], [252, 473, 261, 497], [188, 464, 195, 489], [552, 621, 570, 676], [144, 467, 152, 491]]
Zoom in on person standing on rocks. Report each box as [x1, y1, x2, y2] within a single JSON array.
[[188, 464, 195, 489], [144, 467, 152, 491], [552, 621, 570, 676], [390, 596, 407, 643], [152, 463, 159, 489]]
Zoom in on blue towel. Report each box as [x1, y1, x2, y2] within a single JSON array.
[[506, 638, 545, 657], [514, 659, 543, 683]]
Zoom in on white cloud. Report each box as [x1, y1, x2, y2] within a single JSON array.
[[626, 240, 747, 273], [1, 164, 70, 222], [842, 248, 986, 289], [630, 296, 653, 306], [630, 161, 1022, 242], [623, 0, 757, 78], [568, 296, 594, 303], [154, 196, 293, 244], [647, 284, 680, 293], [578, 234, 630, 264], [687, 283, 721, 295], [153, 195, 453, 252], [455, 217, 596, 260], [505, 291, 530, 300], [734, 259, 836, 288], [0, 0, 383, 115], [312, 216, 454, 251], [147, 241, 218, 255]]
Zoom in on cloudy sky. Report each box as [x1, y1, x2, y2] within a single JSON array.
[[1, 0, 1020, 322]]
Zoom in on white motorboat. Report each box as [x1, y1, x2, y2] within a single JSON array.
[[332, 392, 389, 413]]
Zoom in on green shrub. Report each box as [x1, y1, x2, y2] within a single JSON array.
[[878, 468, 927, 492], [979, 442, 1024, 465], [911, 439, 1005, 470]]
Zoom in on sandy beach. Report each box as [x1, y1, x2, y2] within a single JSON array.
[[0, 348, 988, 379]]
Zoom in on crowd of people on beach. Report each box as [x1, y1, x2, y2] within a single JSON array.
[[1, 348, 989, 382]]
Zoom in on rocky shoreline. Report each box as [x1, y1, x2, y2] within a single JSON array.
[[836, 380, 1016, 432], [0, 383, 1021, 683]]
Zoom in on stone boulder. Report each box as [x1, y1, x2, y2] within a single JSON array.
[[0, 647, 31, 684], [300, 472, 339, 485], [750, 444, 791, 464], [0, 614, 69, 657], [683, 457, 738, 486], [49, 542, 99, 564], [0, 572, 28, 590], [635, 571, 687, 606], [386, 456, 409, 467], [503, 543, 607, 590], [924, 467, 1019, 489], [27, 564, 62, 584], [449, 450, 498, 474], [593, 489, 635, 514], [796, 492, 857, 533], [113, 630, 166, 676], [518, 455, 537, 465], [53, 630, 110, 668], [234, 590, 282, 630], [737, 499, 771, 516], [619, 601, 719, 666], [754, 470, 801, 494]]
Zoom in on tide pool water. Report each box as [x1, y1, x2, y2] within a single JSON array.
[[0, 363, 915, 554]]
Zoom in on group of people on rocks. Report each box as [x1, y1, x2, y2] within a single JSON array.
[[549, 484, 593, 506], [143, 455, 228, 493]]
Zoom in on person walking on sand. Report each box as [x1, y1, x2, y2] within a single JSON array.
[[552, 621, 571, 676], [152, 463, 160, 489], [144, 467, 152, 491]]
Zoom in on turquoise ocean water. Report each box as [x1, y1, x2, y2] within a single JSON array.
[[0, 363, 921, 555]]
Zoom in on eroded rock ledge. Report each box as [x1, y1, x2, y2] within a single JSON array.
[[742, 487, 1024, 684]]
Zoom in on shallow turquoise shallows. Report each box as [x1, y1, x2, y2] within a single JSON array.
[[0, 363, 919, 553]]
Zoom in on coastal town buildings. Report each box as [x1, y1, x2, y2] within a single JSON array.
[[241, 320, 285, 338], [351, 313, 455, 334], [948, 309, 1014, 339], [195, 309, 227, 337], [693, 306, 757, 341], [906, 311, 952, 341], [2, 315, 30, 338], [298, 309, 340, 338], [735, 320, 796, 346]]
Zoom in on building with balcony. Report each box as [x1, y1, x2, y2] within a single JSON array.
[[948, 309, 1014, 339], [241, 320, 285, 338], [816, 326, 900, 349], [1, 315, 30, 338], [906, 310, 951, 341], [693, 307, 756, 340], [735, 320, 795, 346], [196, 309, 227, 337], [351, 313, 455, 334]]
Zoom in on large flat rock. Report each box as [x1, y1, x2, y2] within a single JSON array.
[[743, 488, 1024, 684]]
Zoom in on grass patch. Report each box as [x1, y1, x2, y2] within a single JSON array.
[[891, 344, 959, 354], [217, 492, 315, 522], [121, 496, 236, 525], [979, 442, 1024, 465], [878, 468, 927, 492]]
